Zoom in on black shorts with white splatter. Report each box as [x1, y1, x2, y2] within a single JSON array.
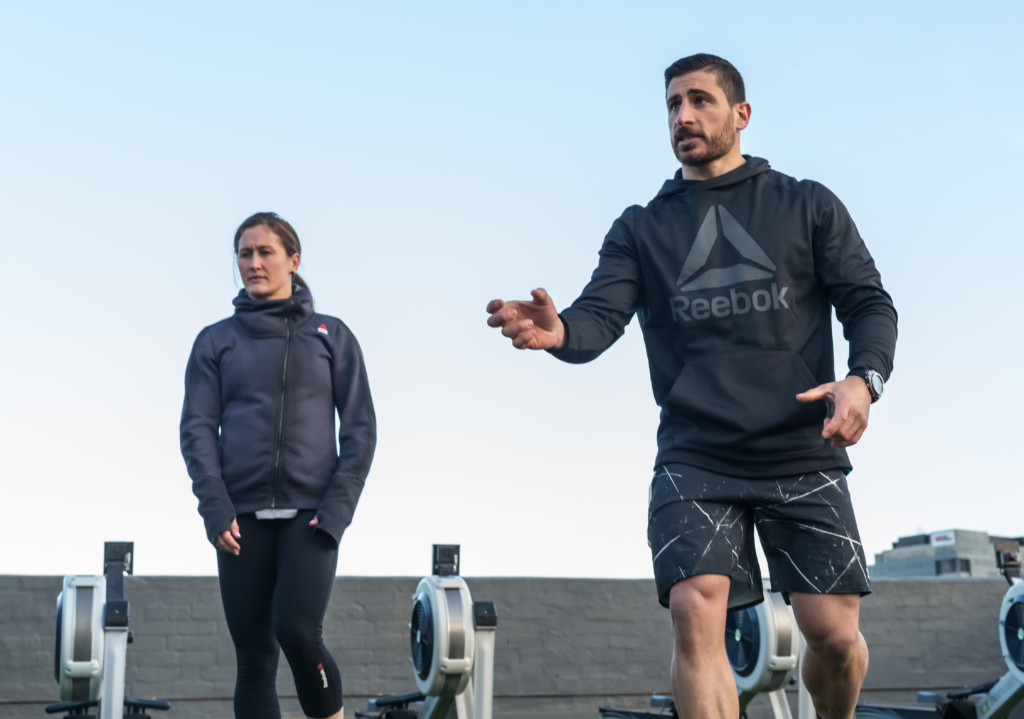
[[647, 464, 871, 610]]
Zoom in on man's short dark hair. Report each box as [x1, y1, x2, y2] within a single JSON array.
[[664, 54, 746, 106]]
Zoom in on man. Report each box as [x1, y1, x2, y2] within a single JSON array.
[[486, 54, 896, 719]]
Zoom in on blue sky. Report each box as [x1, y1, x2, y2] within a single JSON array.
[[2, 1, 1022, 578]]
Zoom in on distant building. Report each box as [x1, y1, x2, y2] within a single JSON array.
[[870, 529, 1023, 579]]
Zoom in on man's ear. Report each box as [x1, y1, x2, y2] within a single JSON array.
[[735, 101, 752, 130]]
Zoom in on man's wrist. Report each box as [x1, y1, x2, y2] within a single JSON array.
[[848, 368, 884, 403], [552, 316, 568, 350]]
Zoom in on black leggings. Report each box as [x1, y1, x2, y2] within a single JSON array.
[[217, 510, 343, 718]]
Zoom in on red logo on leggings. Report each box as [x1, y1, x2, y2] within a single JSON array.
[[317, 662, 328, 688]]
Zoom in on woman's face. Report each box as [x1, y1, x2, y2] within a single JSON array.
[[236, 225, 300, 301]]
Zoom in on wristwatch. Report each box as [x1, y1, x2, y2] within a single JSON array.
[[850, 369, 884, 403]]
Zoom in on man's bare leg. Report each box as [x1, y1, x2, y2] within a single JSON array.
[[789, 592, 868, 719], [669, 574, 737, 719]]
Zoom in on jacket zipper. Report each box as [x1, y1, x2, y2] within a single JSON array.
[[269, 304, 293, 508]]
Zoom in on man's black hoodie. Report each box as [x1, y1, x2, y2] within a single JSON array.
[[550, 157, 897, 476]]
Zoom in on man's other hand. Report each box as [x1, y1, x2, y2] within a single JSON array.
[[485, 288, 566, 350], [796, 376, 872, 448]]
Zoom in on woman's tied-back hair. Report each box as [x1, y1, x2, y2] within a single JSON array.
[[664, 53, 746, 106], [233, 211, 312, 302]]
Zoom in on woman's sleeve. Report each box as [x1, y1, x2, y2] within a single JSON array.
[[315, 326, 377, 544], [180, 329, 236, 543]]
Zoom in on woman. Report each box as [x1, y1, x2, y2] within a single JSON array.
[[181, 212, 376, 719]]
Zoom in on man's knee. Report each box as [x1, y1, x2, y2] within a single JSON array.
[[804, 624, 864, 664], [792, 594, 866, 667], [668, 574, 731, 651]]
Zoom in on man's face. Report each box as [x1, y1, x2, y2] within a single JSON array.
[[666, 70, 748, 169]]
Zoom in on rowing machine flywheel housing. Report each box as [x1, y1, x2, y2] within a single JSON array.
[[999, 581, 1024, 681], [725, 590, 799, 694], [410, 575, 475, 697], [55, 575, 107, 702]]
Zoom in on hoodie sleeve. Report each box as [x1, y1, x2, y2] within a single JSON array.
[[548, 209, 644, 364], [180, 328, 236, 544], [810, 184, 898, 380], [314, 325, 377, 544]]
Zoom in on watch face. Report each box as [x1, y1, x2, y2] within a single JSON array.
[[868, 371, 884, 399]]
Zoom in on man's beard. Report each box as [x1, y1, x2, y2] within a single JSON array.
[[675, 120, 736, 167]]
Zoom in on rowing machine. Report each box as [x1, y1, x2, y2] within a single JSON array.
[[46, 542, 170, 718]]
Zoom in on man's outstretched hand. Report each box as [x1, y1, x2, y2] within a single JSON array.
[[796, 376, 872, 448], [486, 288, 565, 350]]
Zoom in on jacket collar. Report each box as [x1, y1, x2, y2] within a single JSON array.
[[231, 287, 314, 337]]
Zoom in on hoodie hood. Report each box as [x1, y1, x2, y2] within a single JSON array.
[[653, 156, 772, 201], [231, 286, 314, 337]]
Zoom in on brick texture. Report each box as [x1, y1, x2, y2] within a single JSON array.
[[1, 576, 1022, 719]]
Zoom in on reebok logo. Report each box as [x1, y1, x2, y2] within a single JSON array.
[[317, 662, 328, 688], [671, 283, 789, 321], [671, 205, 791, 323], [677, 205, 776, 290]]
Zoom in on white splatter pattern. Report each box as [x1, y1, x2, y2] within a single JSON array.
[[648, 466, 869, 604]]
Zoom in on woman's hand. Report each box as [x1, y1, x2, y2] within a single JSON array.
[[308, 515, 320, 528], [215, 518, 241, 555]]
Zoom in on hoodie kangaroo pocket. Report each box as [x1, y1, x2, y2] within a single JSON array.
[[663, 350, 827, 455]]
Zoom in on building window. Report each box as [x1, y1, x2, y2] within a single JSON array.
[[935, 558, 971, 575]]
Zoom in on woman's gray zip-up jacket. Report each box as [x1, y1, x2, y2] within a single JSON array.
[[181, 287, 376, 545]]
